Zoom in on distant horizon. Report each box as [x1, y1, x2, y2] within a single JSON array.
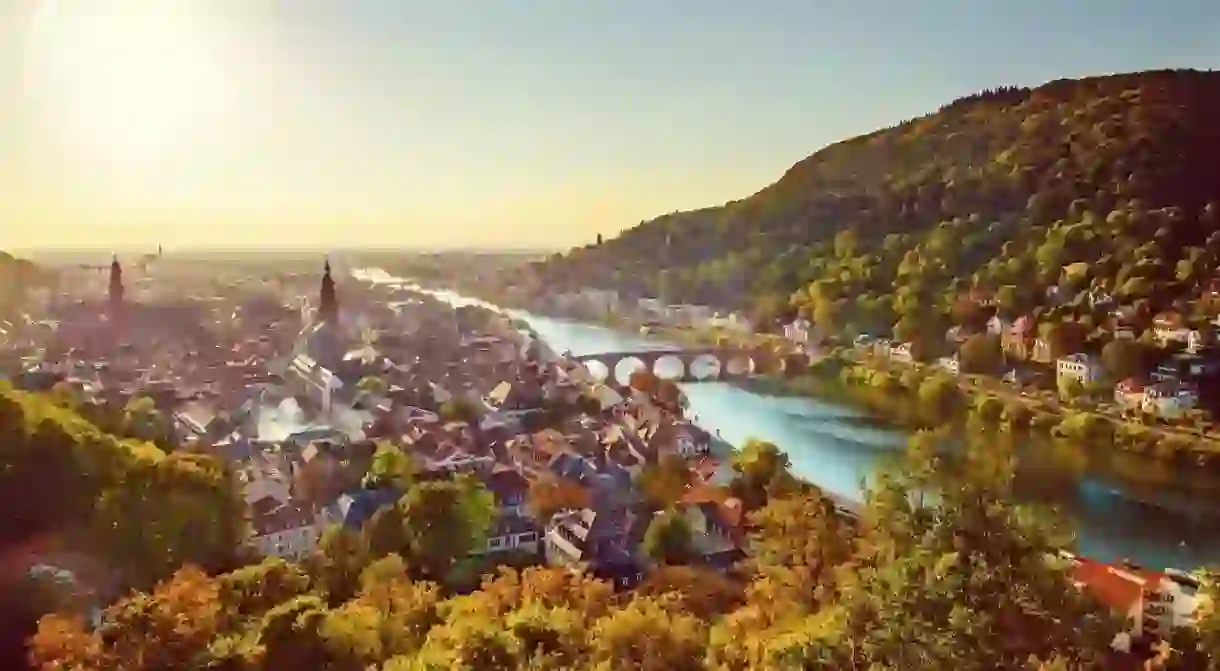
[[10, 245, 560, 262]]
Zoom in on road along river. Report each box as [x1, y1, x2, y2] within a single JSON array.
[[356, 268, 1220, 571]]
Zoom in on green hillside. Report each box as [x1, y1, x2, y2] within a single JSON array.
[[518, 69, 1220, 334], [0, 251, 50, 320]]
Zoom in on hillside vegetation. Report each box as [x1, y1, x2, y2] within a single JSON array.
[[31, 435, 1164, 670], [521, 69, 1220, 333], [0, 251, 49, 320]]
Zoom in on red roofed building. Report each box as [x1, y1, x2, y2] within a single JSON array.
[[1068, 556, 1202, 650]]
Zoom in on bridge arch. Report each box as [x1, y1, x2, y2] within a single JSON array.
[[653, 354, 685, 380], [613, 356, 648, 385], [689, 353, 721, 380], [582, 359, 610, 382]]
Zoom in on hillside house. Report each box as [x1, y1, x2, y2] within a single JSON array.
[[247, 503, 335, 561], [1153, 311, 1192, 346], [1002, 316, 1035, 359], [544, 507, 640, 586], [1114, 379, 1146, 409], [483, 467, 530, 516], [889, 342, 915, 364], [1056, 353, 1105, 387], [1070, 557, 1202, 651], [987, 315, 1010, 335], [1142, 381, 1199, 420], [474, 513, 540, 556], [673, 498, 746, 569]]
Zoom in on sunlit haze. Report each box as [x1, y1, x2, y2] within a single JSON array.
[[1, 0, 1218, 250]]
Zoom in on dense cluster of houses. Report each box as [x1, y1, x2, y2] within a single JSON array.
[[225, 274, 743, 588]]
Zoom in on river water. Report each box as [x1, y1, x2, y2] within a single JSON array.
[[358, 269, 1220, 571]]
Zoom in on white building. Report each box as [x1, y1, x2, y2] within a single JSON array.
[[783, 318, 813, 346], [1056, 353, 1105, 386], [889, 342, 914, 364], [1070, 557, 1203, 650], [247, 503, 333, 561], [474, 514, 541, 556], [1142, 381, 1199, 420], [937, 354, 961, 376]]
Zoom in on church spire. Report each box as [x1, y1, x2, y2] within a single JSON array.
[[319, 257, 338, 325], [108, 254, 125, 313]]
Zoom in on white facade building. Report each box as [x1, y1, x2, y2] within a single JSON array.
[[1056, 353, 1105, 386]]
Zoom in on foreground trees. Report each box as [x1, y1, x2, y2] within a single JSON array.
[[0, 384, 244, 596], [27, 428, 1162, 670]]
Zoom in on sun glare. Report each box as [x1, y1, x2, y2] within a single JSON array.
[[27, 5, 233, 172]]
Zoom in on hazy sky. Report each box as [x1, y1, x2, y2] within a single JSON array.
[[1, 0, 1218, 251]]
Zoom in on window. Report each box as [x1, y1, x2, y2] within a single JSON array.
[[488, 536, 505, 550], [519, 532, 537, 543]]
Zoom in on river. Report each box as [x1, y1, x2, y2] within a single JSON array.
[[356, 268, 1220, 571]]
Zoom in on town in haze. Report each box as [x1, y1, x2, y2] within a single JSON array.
[[8, 2, 1220, 671]]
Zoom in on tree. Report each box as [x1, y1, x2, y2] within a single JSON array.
[[959, 333, 1003, 374], [361, 441, 416, 491], [590, 596, 708, 671], [399, 477, 495, 581], [636, 566, 745, 620], [638, 453, 693, 510], [729, 439, 801, 510], [917, 374, 961, 424], [357, 376, 388, 396], [1100, 339, 1143, 381], [362, 503, 409, 560], [815, 434, 1119, 670], [310, 525, 370, 606], [219, 557, 312, 620], [439, 398, 479, 424], [747, 489, 853, 585], [641, 511, 695, 565], [526, 476, 591, 520], [1058, 376, 1084, 400]]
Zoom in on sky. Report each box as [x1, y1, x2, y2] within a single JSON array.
[[0, 0, 1218, 252]]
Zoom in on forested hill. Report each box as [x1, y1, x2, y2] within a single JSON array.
[[517, 68, 1220, 329], [0, 251, 50, 320]]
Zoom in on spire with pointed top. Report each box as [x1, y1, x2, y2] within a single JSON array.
[[109, 253, 124, 311], [319, 257, 338, 325]]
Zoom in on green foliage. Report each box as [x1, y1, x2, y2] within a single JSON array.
[[1101, 338, 1144, 381], [0, 386, 244, 593], [641, 511, 695, 566], [362, 441, 417, 491], [399, 476, 496, 581], [728, 438, 801, 510], [439, 398, 481, 424], [29, 431, 1151, 670], [959, 333, 1002, 374]]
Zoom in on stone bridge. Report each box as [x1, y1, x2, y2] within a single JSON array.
[[571, 347, 811, 385]]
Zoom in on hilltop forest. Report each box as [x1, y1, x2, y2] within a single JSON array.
[[0, 252, 50, 321], [518, 69, 1220, 336]]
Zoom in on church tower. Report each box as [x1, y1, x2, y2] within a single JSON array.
[[108, 254, 125, 316], [319, 258, 338, 325]]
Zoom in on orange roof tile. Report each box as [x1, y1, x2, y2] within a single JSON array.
[[679, 484, 727, 506], [1072, 559, 1154, 614]]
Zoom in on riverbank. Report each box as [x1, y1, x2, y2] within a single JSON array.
[[356, 268, 1220, 569], [757, 352, 1220, 493]]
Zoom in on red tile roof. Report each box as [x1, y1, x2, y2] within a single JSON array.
[[1072, 559, 1162, 614]]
